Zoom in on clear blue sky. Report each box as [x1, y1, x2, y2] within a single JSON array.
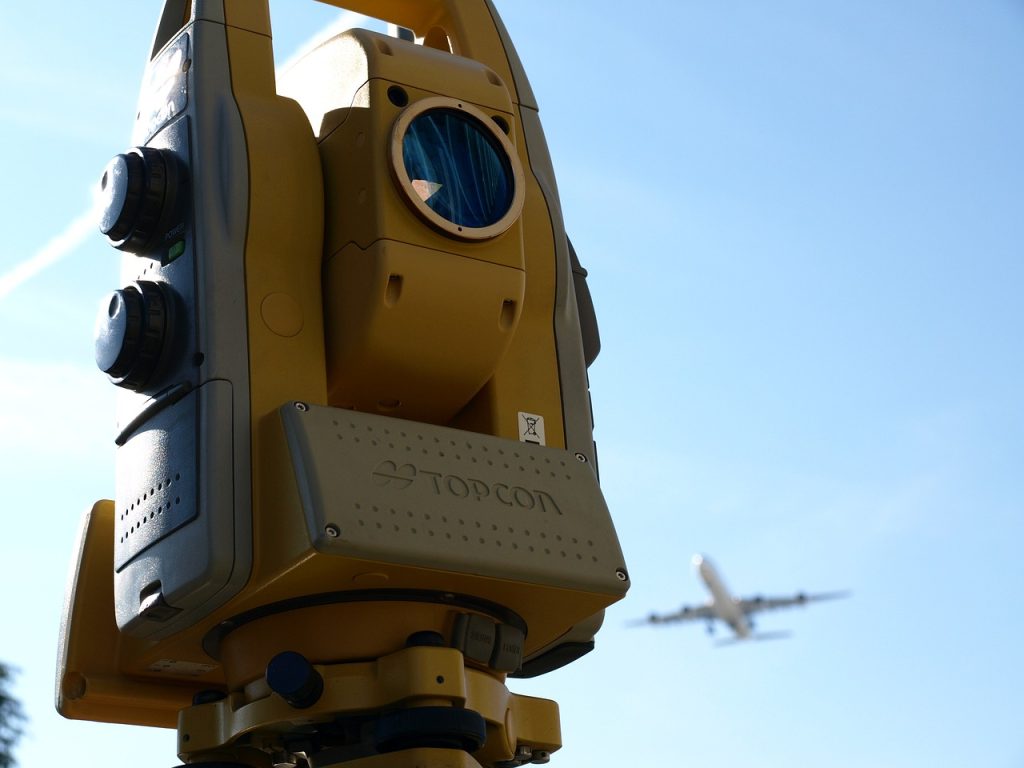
[[1, 1, 1021, 766]]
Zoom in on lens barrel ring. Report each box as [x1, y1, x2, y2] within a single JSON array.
[[389, 95, 525, 241]]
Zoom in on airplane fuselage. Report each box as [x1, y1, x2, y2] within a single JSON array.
[[634, 553, 846, 640], [694, 554, 752, 638]]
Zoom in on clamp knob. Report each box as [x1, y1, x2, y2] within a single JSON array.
[[98, 146, 177, 254], [266, 651, 324, 709], [94, 281, 172, 391]]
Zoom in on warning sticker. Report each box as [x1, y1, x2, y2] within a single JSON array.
[[518, 412, 546, 446]]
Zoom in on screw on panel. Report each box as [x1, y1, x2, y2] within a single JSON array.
[[615, 568, 629, 582], [294, 401, 309, 412], [324, 524, 340, 538], [574, 452, 587, 463]]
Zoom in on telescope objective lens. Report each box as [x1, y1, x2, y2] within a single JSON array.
[[401, 108, 515, 230]]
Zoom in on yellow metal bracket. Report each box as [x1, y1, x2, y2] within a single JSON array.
[[178, 646, 560, 766]]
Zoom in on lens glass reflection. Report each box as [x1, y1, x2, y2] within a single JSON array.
[[402, 109, 514, 229]]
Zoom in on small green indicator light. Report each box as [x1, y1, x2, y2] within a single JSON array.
[[166, 239, 186, 264]]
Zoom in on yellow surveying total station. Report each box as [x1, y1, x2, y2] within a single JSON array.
[[57, 2, 629, 766]]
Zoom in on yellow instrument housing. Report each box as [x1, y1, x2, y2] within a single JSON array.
[[58, 4, 628, 766]]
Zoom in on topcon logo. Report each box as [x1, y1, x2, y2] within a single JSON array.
[[372, 460, 563, 515], [372, 460, 415, 490]]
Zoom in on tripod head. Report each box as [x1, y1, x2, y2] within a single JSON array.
[[58, 3, 628, 766]]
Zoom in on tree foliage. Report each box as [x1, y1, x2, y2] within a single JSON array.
[[0, 663, 24, 768]]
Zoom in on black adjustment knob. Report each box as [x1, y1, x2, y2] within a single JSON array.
[[98, 146, 177, 254], [406, 631, 446, 648], [94, 281, 172, 391], [266, 651, 324, 709]]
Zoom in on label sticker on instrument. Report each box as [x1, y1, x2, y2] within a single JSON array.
[[518, 412, 545, 445], [148, 659, 217, 676]]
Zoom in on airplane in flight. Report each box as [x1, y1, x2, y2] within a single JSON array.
[[632, 554, 848, 644]]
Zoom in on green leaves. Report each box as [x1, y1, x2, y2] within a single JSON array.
[[0, 663, 24, 768]]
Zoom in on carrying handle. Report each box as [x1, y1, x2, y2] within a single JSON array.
[[150, 0, 482, 61], [148, 0, 535, 108], [317, 0, 452, 38], [310, 0, 536, 109]]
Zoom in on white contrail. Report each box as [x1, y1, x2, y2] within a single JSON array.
[[0, 10, 367, 304], [0, 205, 98, 301]]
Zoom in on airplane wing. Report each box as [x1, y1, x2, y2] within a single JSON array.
[[736, 590, 849, 616], [630, 604, 717, 626]]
